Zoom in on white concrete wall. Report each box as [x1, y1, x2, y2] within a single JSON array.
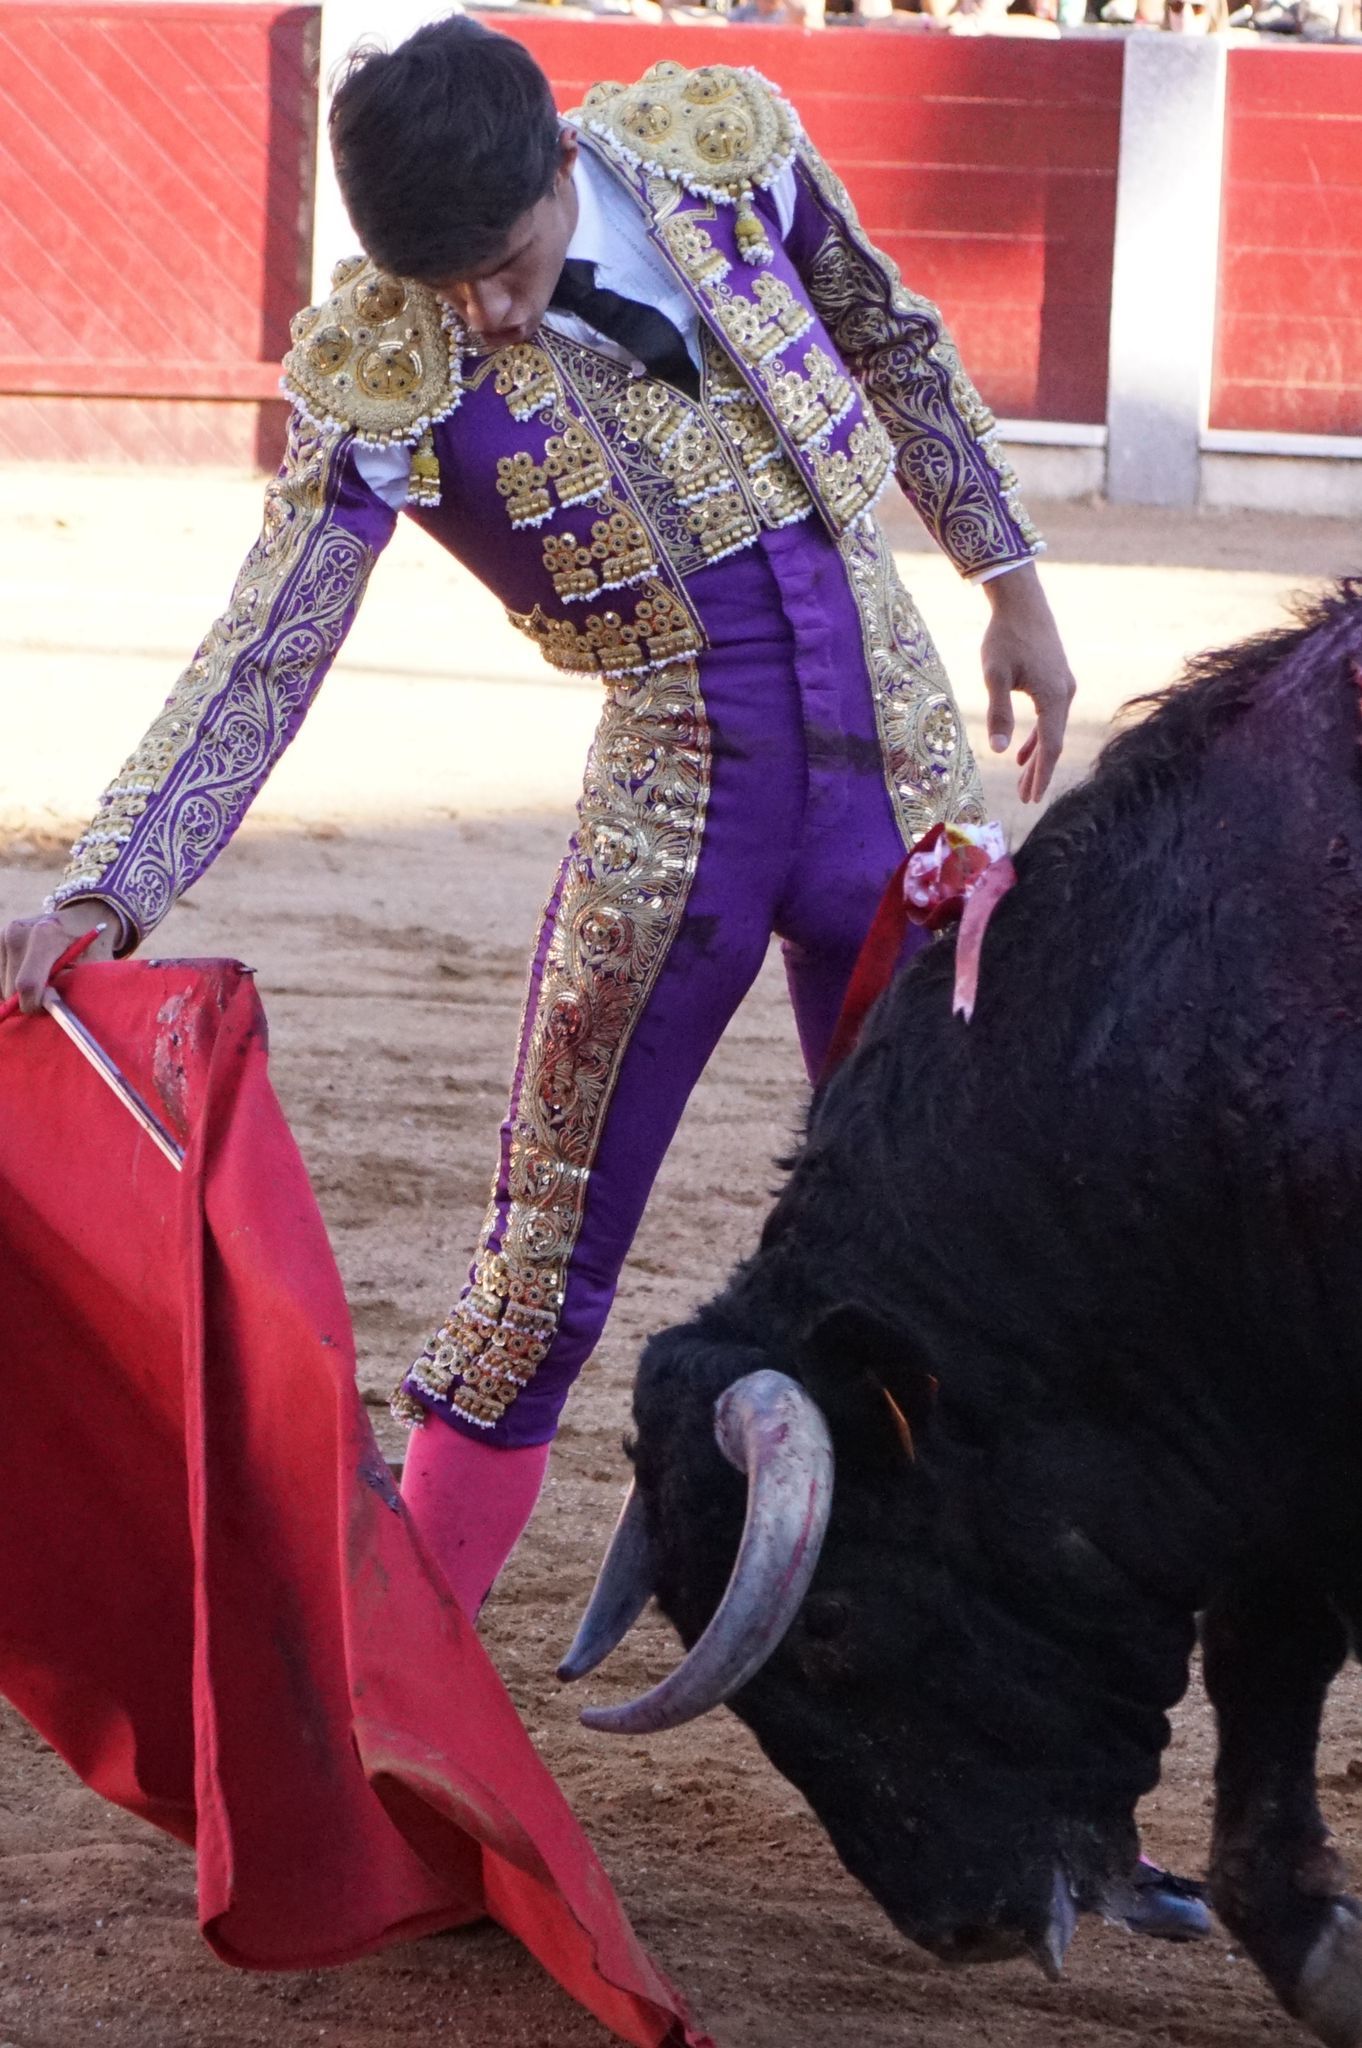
[[1105, 35, 1227, 508], [313, 2, 458, 303]]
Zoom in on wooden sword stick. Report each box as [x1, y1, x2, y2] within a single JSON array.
[[41, 986, 185, 1171]]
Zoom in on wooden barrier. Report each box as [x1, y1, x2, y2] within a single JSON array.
[[4, 6, 1360, 484], [0, 1, 317, 466], [1212, 46, 1362, 438]]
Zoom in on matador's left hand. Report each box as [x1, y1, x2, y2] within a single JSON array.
[[978, 563, 1077, 805]]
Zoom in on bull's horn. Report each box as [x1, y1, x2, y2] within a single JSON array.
[[557, 1483, 654, 1682], [1030, 1869, 1078, 1982], [579, 1369, 834, 1735]]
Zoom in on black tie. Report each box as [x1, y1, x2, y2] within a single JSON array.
[[549, 258, 700, 401]]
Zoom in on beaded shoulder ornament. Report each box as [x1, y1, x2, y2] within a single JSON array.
[[282, 257, 462, 506], [570, 62, 801, 268]]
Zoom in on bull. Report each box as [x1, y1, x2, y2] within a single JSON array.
[[561, 583, 1362, 2047]]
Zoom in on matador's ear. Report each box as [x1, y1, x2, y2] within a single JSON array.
[[798, 1301, 938, 1471]]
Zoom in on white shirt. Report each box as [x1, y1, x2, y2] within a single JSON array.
[[355, 149, 797, 509]]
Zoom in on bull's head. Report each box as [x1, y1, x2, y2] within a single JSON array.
[[562, 1306, 1187, 1979]]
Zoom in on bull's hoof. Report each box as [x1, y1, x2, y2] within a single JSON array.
[[1296, 1901, 1362, 2048], [1102, 1859, 1214, 1942]]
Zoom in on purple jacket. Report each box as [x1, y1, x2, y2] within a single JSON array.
[[51, 61, 1040, 947]]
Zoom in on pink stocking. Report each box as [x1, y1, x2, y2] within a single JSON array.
[[400, 1425, 551, 1620]]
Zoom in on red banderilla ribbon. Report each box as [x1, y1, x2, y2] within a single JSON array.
[[821, 822, 1017, 1081]]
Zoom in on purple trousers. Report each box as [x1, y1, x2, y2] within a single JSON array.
[[400, 516, 946, 1445]]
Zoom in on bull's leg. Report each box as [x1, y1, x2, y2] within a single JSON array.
[[1203, 1573, 1357, 2048]]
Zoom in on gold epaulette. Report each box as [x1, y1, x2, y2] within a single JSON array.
[[571, 63, 801, 266], [282, 257, 462, 502]]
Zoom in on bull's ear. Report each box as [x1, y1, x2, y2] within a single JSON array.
[[798, 1302, 937, 1471]]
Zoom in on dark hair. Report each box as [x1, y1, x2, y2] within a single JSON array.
[[329, 16, 563, 281]]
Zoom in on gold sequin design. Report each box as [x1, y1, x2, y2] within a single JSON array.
[[576, 62, 797, 203], [659, 213, 731, 286], [760, 345, 861, 449], [496, 450, 552, 528], [543, 510, 655, 603], [840, 515, 985, 843], [509, 589, 702, 677], [284, 257, 459, 460], [402, 656, 712, 1428], [495, 344, 560, 422], [812, 421, 895, 527], [53, 417, 375, 936], [485, 338, 710, 659], [683, 271, 809, 372], [552, 336, 805, 575], [621, 392, 734, 508], [797, 144, 1041, 574]]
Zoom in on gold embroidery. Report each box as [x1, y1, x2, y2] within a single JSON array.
[[752, 274, 814, 343], [840, 516, 985, 842], [697, 332, 813, 526], [659, 214, 730, 287], [761, 366, 837, 447], [706, 284, 791, 366], [542, 510, 655, 602], [544, 424, 611, 509], [619, 381, 692, 460], [402, 656, 713, 1429], [748, 460, 815, 528], [497, 450, 552, 528], [53, 417, 374, 934], [804, 345, 854, 425], [509, 585, 703, 677], [490, 340, 700, 648], [711, 393, 781, 471], [553, 338, 772, 576], [495, 343, 559, 422], [616, 381, 739, 509], [284, 258, 459, 460], [575, 62, 798, 207], [812, 420, 894, 526], [686, 488, 762, 561], [797, 141, 1042, 571]]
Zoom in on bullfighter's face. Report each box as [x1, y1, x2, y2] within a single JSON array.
[[429, 133, 580, 351]]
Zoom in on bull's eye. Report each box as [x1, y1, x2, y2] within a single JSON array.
[[801, 1594, 851, 1642]]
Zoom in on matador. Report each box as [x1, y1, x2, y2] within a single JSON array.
[[4, 18, 1082, 1629]]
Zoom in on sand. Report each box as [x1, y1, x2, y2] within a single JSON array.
[[1, 468, 1359, 2046]]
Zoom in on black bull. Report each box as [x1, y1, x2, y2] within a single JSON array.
[[563, 583, 1362, 2047]]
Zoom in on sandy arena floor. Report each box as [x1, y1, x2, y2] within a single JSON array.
[[2, 470, 1361, 2047]]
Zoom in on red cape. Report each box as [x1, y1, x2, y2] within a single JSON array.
[[0, 958, 711, 2048]]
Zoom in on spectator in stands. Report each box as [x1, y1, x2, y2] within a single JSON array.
[[1253, 0, 1347, 32], [1163, 0, 1230, 29], [944, 0, 1062, 33], [730, 0, 803, 20]]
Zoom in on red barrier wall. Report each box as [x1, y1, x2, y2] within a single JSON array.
[[499, 19, 1122, 424], [1211, 46, 1362, 439], [0, 1, 317, 466]]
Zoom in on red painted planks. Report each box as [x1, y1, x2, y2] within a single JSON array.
[[1222, 43, 1362, 118], [1212, 382, 1362, 438], [0, 394, 289, 468], [1212, 44, 1362, 437], [795, 94, 1122, 172], [1221, 246, 1362, 321], [0, 4, 316, 460]]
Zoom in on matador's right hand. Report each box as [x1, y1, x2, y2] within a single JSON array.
[[1, 903, 120, 1014]]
